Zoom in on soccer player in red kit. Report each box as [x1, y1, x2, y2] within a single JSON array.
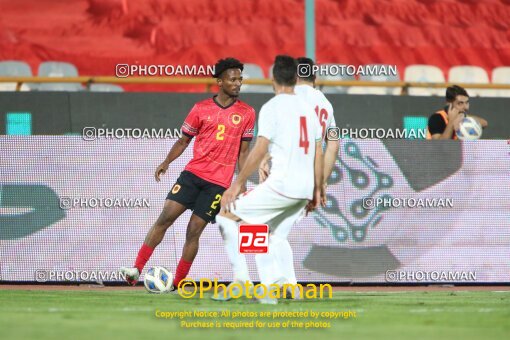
[[121, 58, 255, 288]]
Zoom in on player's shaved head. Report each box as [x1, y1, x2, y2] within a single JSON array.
[[213, 58, 244, 79], [273, 55, 297, 86]]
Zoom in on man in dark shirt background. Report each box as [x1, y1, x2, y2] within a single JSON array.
[[427, 85, 488, 140]]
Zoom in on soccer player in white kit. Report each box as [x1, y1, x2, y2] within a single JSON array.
[[214, 55, 323, 303], [258, 57, 340, 289]]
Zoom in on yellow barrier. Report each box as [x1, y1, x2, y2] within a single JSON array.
[[1, 76, 510, 92]]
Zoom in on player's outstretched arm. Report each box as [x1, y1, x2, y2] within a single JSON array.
[[323, 139, 339, 184], [234, 137, 270, 186], [237, 140, 251, 192], [258, 153, 271, 184], [221, 137, 269, 212], [155, 135, 192, 182], [321, 139, 339, 205], [307, 140, 324, 212], [237, 140, 251, 172]]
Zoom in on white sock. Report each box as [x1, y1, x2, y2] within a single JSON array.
[[255, 235, 284, 286], [270, 208, 302, 285], [255, 253, 278, 287], [273, 239, 297, 284], [216, 215, 251, 283]]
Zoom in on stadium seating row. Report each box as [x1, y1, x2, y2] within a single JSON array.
[[1, 60, 510, 96], [246, 63, 510, 97], [0, 61, 123, 92]]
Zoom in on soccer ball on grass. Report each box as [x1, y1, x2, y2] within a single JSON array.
[[143, 266, 173, 293]]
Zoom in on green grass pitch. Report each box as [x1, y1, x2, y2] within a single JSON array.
[[0, 289, 509, 340]]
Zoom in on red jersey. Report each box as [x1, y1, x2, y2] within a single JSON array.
[[181, 96, 255, 188]]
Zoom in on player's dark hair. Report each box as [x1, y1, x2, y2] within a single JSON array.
[[273, 55, 297, 86], [213, 58, 244, 78], [297, 56, 316, 82], [446, 85, 469, 102]]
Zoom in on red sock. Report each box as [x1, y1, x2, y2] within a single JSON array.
[[134, 244, 154, 273], [173, 258, 193, 288]]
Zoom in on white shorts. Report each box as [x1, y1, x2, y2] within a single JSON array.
[[230, 182, 308, 233]]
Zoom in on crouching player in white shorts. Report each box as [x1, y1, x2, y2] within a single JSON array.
[[214, 55, 323, 304]]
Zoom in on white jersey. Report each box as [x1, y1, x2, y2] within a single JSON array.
[[294, 84, 336, 140], [257, 93, 322, 200]]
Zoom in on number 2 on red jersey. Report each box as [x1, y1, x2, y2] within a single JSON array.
[[299, 116, 309, 154]]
